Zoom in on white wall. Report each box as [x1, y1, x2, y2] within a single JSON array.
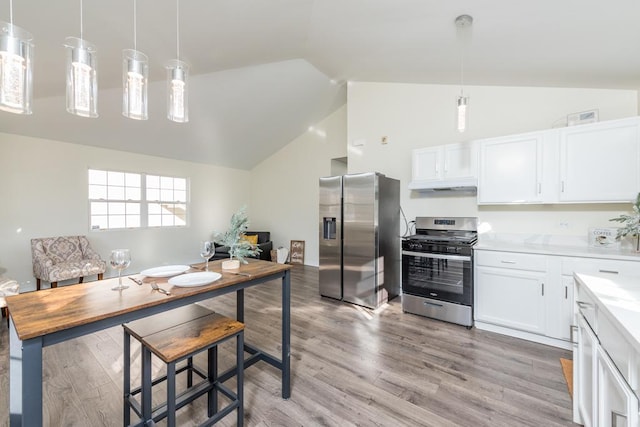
[[0, 133, 251, 290], [250, 105, 347, 266], [347, 82, 638, 240]]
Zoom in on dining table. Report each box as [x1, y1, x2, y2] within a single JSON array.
[[6, 259, 292, 426]]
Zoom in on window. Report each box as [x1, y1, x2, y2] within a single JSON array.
[[146, 175, 187, 227], [89, 169, 188, 230]]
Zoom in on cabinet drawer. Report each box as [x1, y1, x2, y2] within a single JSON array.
[[562, 257, 640, 277], [576, 282, 598, 335], [599, 312, 632, 385], [476, 250, 547, 272]]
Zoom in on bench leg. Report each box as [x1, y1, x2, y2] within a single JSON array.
[[167, 362, 176, 427], [208, 347, 217, 417], [2, 307, 8, 328], [36, 278, 41, 291], [98, 273, 104, 281], [142, 347, 152, 423], [79, 277, 84, 284], [51, 282, 57, 289]]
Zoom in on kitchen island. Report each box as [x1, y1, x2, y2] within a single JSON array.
[[6, 259, 291, 426]]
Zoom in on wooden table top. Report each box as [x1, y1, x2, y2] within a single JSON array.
[[6, 259, 291, 341]]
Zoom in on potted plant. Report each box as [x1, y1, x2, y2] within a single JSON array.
[[215, 206, 260, 269], [610, 192, 640, 252]]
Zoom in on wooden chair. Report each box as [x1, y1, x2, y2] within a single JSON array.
[[123, 304, 244, 426]]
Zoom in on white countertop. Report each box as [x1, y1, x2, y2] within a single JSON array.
[[575, 272, 640, 354], [475, 234, 640, 262]]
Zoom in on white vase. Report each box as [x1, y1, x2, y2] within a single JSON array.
[[222, 259, 240, 270]]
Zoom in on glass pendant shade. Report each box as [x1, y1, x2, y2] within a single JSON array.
[[0, 21, 33, 115], [122, 49, 148, 120], [165, 59, 188, 123], [64, 37, 97, 118], [457, 95, 468, 133]]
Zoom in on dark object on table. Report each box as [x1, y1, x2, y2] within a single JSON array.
[[210, 231, 273, 261]]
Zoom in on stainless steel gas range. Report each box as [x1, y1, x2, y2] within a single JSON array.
[[401, 216, 477, 328]]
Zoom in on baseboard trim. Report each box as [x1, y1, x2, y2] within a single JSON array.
[[474, 321, 572, 350]]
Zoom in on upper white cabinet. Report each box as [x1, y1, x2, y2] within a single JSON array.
[[477, 131, 547, 204], [559, 117, 640, 203], [477, 116, 640, 205], [408, 142, 477, 190]]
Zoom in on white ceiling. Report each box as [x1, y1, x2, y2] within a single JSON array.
[[1, 0, 639, 170]]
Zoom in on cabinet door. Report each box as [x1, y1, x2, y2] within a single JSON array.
[[578, 314, 597, 427], [556, 275, 575, 341], [412, 147, 442, 182], [478, 132, 544, 204], [597, 346, 639, 427], [443, 142, 476, 180], [475, 267, 546, 334], [560, 118, 640, 202]]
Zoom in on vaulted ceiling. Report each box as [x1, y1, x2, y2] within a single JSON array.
[[0, 0, 638, 170]]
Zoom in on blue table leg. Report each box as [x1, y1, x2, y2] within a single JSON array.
[[9, 317, 43, 426]]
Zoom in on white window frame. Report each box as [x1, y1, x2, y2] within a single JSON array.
[[88, 168, 189, 231]]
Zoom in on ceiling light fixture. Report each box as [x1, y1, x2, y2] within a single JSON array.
[[455, 14, 473, 133], [64, 0, 98, 118], [165, 0, 188, 123], [122, 0, 148, 120], [0, 0, 33, 114]]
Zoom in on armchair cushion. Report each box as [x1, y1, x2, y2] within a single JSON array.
[[31, 236, 107, 285], [0, 278, 19, 309]]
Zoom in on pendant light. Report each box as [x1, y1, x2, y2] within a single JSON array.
[[122, 0, 148, 120], [165, 0, 189, 123], [64, 0, 98, 118], [0, 0, 33, 114], [455, 14, 472, 133]]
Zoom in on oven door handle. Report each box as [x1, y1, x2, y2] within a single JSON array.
[[402, 251, 471, 262]]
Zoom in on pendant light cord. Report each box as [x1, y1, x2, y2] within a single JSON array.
[[80, 0, 83, 40], [133, 0, 137, 51], [176, 0, 180, 60], [9, 0, 13, 27]]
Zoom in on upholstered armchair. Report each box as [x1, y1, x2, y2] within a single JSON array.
[[31, 236, 107, 290], [0, 278, 19, 326]]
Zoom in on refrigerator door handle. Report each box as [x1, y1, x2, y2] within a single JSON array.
[[402, 250, 471, 262]]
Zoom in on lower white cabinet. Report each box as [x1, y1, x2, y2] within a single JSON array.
[[598, 346, 639, 427], [574, 275, 640, 427], [475, 267, 546, 334], [577, 314, 597, 427]]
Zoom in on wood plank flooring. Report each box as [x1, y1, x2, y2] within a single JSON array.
[[0, 265, 576, 426]]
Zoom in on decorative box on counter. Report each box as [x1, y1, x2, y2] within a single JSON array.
[[588, 227, 620, 249]]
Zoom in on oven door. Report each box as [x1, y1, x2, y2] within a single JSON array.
[[402, 251, 472, 306]]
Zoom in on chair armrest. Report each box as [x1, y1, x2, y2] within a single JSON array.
[[257, 241, 273, 260], [0, 279, 19, 296]]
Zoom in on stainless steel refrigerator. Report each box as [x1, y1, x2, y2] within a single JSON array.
[[319, 172, 400, 309]]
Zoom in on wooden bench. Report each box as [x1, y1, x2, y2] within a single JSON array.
[[123, 304, 244, 426]]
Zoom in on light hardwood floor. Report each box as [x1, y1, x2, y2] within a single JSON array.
[[0, 265, 576, 426]]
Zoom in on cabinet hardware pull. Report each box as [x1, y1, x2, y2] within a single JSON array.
[[500, 260, 516, 264], [611, 410, 627, 427], [598, 269, 619, 274], [541, 283, 544, 296], [576, 301, 593, 309], [537, 183, 541, 194], [570, 325, 578, 344], [565, 286, 568, 299], [561, 181, 565, 192], [424, 301, 443, 308]]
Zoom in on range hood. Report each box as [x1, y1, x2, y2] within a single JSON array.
[[408, 177, 477, 192]]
